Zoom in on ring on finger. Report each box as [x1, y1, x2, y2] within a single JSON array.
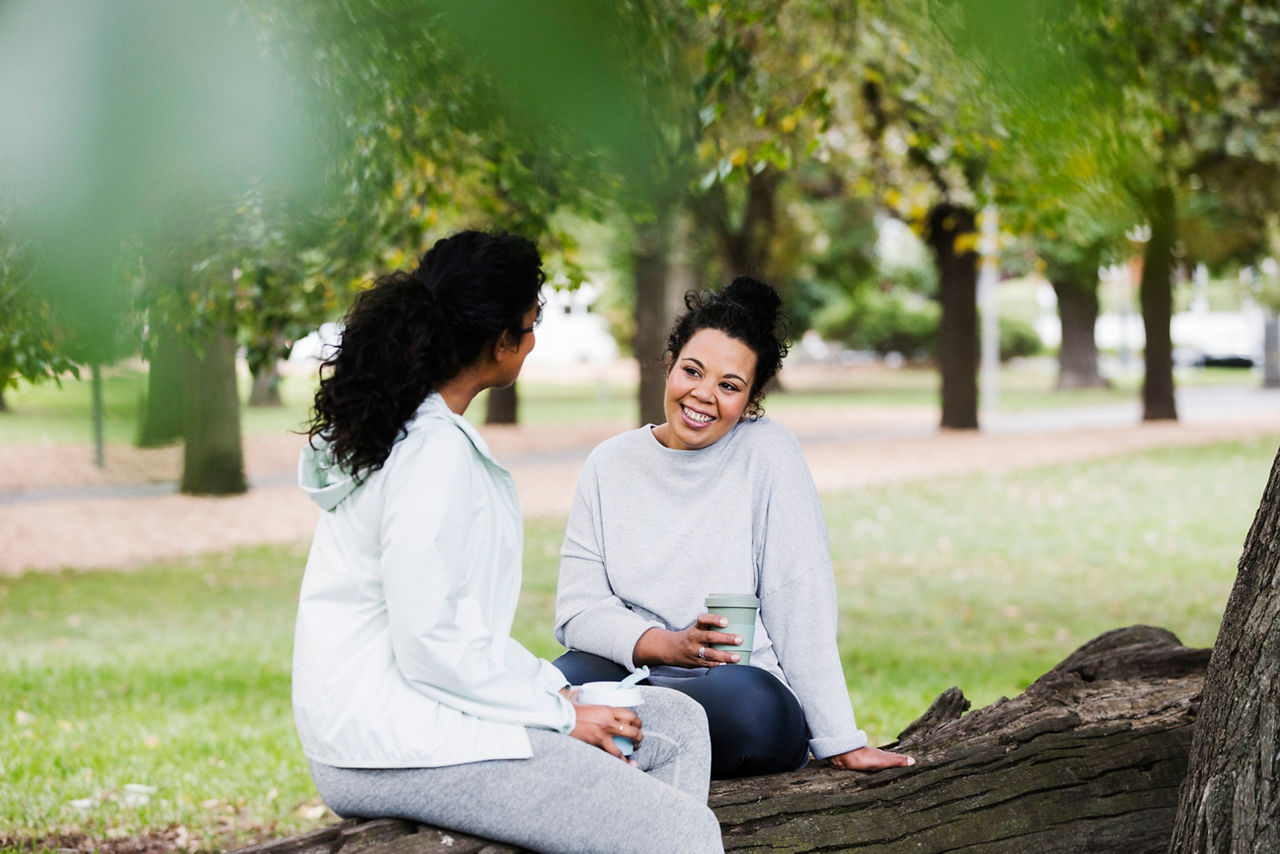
[[698, 646, 705, 660]]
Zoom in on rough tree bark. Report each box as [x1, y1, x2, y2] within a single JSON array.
[[926, 203, 980, 430], [1140, 183, 1178, 421], [180, 328, 247, 495], [235, 625, 1207, 854], [1169, 445, 1280, 851]]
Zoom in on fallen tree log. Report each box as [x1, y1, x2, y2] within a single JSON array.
[[236, 625, 1207, 854]]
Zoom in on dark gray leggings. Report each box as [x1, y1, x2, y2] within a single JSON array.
[[309, 686, 724, 854]]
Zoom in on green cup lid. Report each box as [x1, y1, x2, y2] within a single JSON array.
[[705, 593, 759, 608]]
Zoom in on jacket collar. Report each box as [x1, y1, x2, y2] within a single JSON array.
[[412, 392, 505, 470]]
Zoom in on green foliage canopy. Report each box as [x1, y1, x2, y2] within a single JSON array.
[[0, 0, 326, 361]]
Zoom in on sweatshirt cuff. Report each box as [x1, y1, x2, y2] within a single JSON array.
[[615, 619, 664, 671], [546, 691, 577, 735], [809, 729, 869, 760], [564, 607, 663, 672]]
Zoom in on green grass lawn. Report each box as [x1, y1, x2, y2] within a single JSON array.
[[3, 435, 1275, 851], [823, 438, 1271, 736]]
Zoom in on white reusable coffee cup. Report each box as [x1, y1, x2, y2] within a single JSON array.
[[576, 681, 645, 755]]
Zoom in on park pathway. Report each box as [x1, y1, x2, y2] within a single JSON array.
[[2, 384, 1279, 575]]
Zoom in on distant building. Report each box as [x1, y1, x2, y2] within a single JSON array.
[[525, 283, 619, 367]]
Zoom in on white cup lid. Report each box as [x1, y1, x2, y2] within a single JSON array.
[[577, 681, 644, 706]]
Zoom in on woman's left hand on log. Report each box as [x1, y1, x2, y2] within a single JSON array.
[[827, 745, 915, 771]]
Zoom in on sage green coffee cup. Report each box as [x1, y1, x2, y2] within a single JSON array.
[[705, 593, 759, 664]]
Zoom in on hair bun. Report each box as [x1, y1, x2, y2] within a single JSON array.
[[723, 276, 781, 324]]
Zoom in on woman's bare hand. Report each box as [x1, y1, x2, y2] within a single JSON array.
[[568, 700, 643, 762], [632, 617, 743, 668], [827, 745, 915, 771]]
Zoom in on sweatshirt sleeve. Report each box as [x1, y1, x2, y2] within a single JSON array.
[[379, 431, 575, 734], [504, 637, 572, 693], [555, 455, 663, 670], [756, 429, 868, 759]]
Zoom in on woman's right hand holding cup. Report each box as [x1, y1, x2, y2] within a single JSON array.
[[568, 697, 643, 763], [633, 616, 743, 668]]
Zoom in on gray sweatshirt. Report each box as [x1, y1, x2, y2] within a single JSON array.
[[555, 418, 868, 759]]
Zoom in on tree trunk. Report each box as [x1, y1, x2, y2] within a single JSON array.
[[1169, 446, 1280, 851], [235, 626, 1206, 854], [1263, 311, 1280, 389], [246, 334, 286, 408], [704, 169, 780, 280], [248, 364, 284, 407], [1054, 278, 1107, 390], [91, 362, 105, 469], [633, 216, 673, 427], [137, 326, 186, 446], [1050, 251, 1108, 390], [180, 329, 247, 495], [1140, 184, 1178, 421], [926, 203, 980, 430], [485, 383, 519, 425]]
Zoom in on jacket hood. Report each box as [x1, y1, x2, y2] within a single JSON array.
[[298, 439, 359, 511], [298, 395, 503, 512]]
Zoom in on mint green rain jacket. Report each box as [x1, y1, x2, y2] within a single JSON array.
[[292, 393, 574, 768]]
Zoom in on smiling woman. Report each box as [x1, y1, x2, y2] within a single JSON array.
[[552, 277, 916, 779], [654, 329, 756, 451]]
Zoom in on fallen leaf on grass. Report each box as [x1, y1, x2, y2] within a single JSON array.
[[122, 784, 157, 807]]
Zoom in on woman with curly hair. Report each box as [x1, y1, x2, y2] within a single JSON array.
[[293, 231, 723, 854], [553, 276, 915, 779]]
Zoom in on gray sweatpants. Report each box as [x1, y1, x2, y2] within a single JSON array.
[[309, 686, 724, 854]]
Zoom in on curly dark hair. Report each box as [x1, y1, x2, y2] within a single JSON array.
[[307, 231, 544, 478], [664, 276, 790, 419]]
